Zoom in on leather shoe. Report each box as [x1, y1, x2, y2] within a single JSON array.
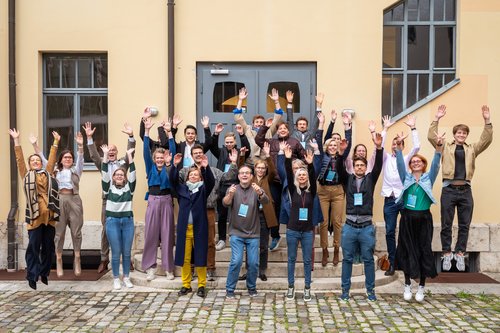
[[333, 247, 340, 266], [28, 279, 37, 290], [196, 287, 207, 298], [41, 276, 48, 285], [97, 260, 109, 274], [321, 248, 329, 267], [178, 286, 192, 296], [238, 273, 247, 281], [384, 264, 395, 276], [259, 273, 267, 281], [130, 261, 135, 271]]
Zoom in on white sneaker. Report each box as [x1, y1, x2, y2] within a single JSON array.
[[415, 286, 425, 302], [113, 278, 121, 290], [455, 253, 466, 271], [403, 284, 412, 301], [442, 253, 453, 271], [146, 268, 157, 281], [123, 277, 134, 288], [166, 271, 175, 280], [215, 240, 226, 251]]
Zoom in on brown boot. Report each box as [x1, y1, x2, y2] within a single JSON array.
[[333, 247, 340, 266], [56, 254, 64, 277], [97, 259, 109, 274], [321, 248, 329, 267], [74, 252, 82, 277]]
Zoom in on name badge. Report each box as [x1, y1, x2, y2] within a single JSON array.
[[238, 204, 249, 217], [183, 156, 193, 168], [326, 170, 336, 182], [300, 141, 306, 149], [224, 164, 231, 173], [191, 188, 199, 194], [299, 208, 309, 221], [354, 193, 363, 206], [259, 203, 263, 210], [407, 194, 417, 208]]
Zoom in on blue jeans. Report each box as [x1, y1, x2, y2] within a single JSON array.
[[226, 235, 260, 292], [286, 229, 314, 288], [341, 223, 376, 292], [106, 216, 135, 278], [383, 197, 404, 265]]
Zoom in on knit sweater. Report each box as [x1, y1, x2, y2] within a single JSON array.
[[102, 162, 136, 218]]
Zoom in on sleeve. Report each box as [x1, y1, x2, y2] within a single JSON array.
[[158, 126, 168, 149], [209, 133, 221, 159], [427, 121, 439, 148], [367, 148, 377, 173], [202, 127, 212, 153], [14, 146, 28, 178], [342, 128, 353, 158], [335, 152, 348, 185], [128, 162, 136, 194], [324, 120, 335, 143], [286, 106, 294, 131], [75, 151, 84, 176], [473, 124, 493, 156], [46, 143, 58, 174], [169, 163, 180, 191], [428, 151, 441, 185], [309, 109, 320, 138], [308, 162, 317, 197], [203, 166, 216, 197], [370, 148, 384, 185], [139, 118, 145, 142], [285, 157, 296, 196], [143, 136, 153, 174], [123, 137, 136, 169], [395, 149, 407, 185], [404, 128, 421, 165], [268, 111, 283, 136], [101, 162, 110, 195], [277, 153, 287, 183], [240, 133, 251, 158], [168, 137, 176, 156], [234, 110, 249, 135], [255, 125, 269, 149], [266, 156, 278, 182], [88, 142, 103, 170]]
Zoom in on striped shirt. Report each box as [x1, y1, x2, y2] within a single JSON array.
[[102, 162, 136, 218]]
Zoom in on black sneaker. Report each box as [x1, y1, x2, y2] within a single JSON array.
[[196, 287, 207, 298], [238, 273, 247, 281], [384, 264, 395, 276], [226, 290, 236, 299], [178, 286, 192, 296], [248, 289, 258, 297], [259, 273, 267, 281]]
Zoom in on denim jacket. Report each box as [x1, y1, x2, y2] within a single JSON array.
[[395, 149, 441, 205]]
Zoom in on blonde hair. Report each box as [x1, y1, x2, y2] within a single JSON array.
[[323, 138, 338, 156], [293, 167, 310, 195]]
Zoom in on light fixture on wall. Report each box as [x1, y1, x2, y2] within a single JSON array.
[[211, 64, 229, 75], [147, 107, 159, 117]]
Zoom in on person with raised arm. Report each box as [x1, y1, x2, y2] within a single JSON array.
[[9, 129, 60, 290], [285, 90, 322, 151], [395, 132, 444, 302], [428, 105, 493, 271], [83, 121, 136, 273], [171, 115, 212, 168], [101, 144, 136, 290]]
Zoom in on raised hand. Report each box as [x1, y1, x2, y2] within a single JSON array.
[[286, 90, 294, 104], [238, 87, 248, 100], [268, 88, 279, 102], [239, 146, 248, 156], [265, 117, 273, 127], [172, 114, 183, 128], [82, 122, 96, 138], [215, 123, 224, 134], [8, 128, 20, 140], [126, 148, 135, 163], [342, 111, 352, 126], [173, 153, 183, 167], [482, 105, 491, 122], [251, 183, 263, 195], [368, 120, 376, 133], [279, 141, 288, 152], [164, 150, 172, 165], [305, 150, 314, 165], [100, 144, 110, 155], [228, 184, 237, 195], [263, 141, 271, 157], [403, 115, 416, 129], [435, 105, 447, 120], [28, 133, 38, 145], [142, 107, 152, 120], [201, 116, 210, 128], [382, 115, 394, 130], [163, 118, 172, 132], [229, 148, 238, 164], [235, 124, 244, 136], [331, 110, 337, 122], [315, 93, 324, 107], [317, 111, 325, 125], [75, 132, 84, 146], [394, 131, 407, 149], [121, 122, 134, 137], [52, 131, 61, 142], [284, 144, 292, 159], [143, 117, 154, 130], [435, 131, 446, 152], [200, 155, 209, 168], [308, 138, 318, 153], [373, 133, 383, 149], [338, 139, 349, 155]]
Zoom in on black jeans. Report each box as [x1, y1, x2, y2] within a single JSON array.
[[216, 196, 229, 241], [440, 185, 474, 253], [269, 181, 282, 239], [26, 224, 56, 282]]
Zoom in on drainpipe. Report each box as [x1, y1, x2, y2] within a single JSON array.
[[7, 0, 18, 272], [167, 0, 175, 118]]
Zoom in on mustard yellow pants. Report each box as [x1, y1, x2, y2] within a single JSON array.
[[182, 224, 207, 288]]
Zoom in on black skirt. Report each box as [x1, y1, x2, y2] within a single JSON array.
[[395, 209, 437, 279]]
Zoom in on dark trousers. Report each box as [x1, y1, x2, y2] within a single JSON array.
[[383, 197, 404, 265], [440, 185, 474, 253], [269, 181, 282, 239], [26, 224, 56, 282], [216, 197, 229, 241]]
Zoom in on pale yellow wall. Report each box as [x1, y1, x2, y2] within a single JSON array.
[[1, 0, 499, 227]]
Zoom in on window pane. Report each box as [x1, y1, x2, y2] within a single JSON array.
[[383, 27, 402, 68], [383, 11, 392, 23], [419, 0, 430, 21], [381, 74, 403, 117], [418, 74, 429, 101], [213, 82, 245, 113], [45, 95, 74, 154], [45, 57, 61, 88], [433, 74, 444, 92], [80, 95, 108, 162], [78, 59, 92, 88], [408, 0, 418, 21], [407, 26, 429, 70], [407, 74, 417, 107], [266, 82, 300, 114], [445, 73, 455, 85], [94, 56, 108, 88], [62, 58, 76, 88], [435, 27, 454, 68], [434, 0, 445, 21], [392, 3, 404, 21], [445, 0, 455, 21], [392, 75, 403, 116], [382, 75, 392, 117]]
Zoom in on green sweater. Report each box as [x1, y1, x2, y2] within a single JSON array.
[[102, 162, 136, 217]]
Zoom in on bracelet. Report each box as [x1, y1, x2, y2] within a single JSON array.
[[129, 135, 134, 138], [411, 128, 416, 131]]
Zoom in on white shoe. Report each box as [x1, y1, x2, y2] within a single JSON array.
[[123, 277, 134, 288], [442, 253, 453, 271], [415, 286, 425, 302], [455, 253, 466, 271], [215, 240, 226, 251], [403, 284, 412, 301], [146, 268, 157, 281], [113, 278, 121, 290], [166, 271, 175, 280]]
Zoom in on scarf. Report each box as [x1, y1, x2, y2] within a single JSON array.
[[186, 181, 204, 193], [23, 169, 60, 224]]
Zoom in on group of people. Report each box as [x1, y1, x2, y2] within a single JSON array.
[[10, 87, 492, 303]]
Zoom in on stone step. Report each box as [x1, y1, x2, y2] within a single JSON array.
[[214, 247, 344, 263], [128, 270, 398, 291], [133, 254, 375, 278], [217, 234, 338, 250]]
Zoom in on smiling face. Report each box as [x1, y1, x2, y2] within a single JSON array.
[[252, 117, 264, 129], [191, 147, 204, 165], [187, 168, 202, 183], [296, 119, 308, 132], [153, 151, 165, 168], [296, 168, 309, 187], [61, 152, 74, 169], [327, 140, 338, 155], [108, 144, 118, 162], [332, 133, 341, 143], [354, 144, 367, 159], [185, 128, 197, 144], [453, 129, 468, 145], [224, 135, 236, 151], [277, 123, 289, 138], [409, 155, 427, 173], [254, 161, 267, 178], [238, 166, 253, 186], [28, 154, 43, 170], [112, 169, 126, 186]]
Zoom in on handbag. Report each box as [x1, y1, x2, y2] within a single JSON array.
[[377, 254, 391, 271]]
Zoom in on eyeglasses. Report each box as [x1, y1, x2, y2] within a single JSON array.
[[410, 160, 423, 164], [238, 171, 252, 175]]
